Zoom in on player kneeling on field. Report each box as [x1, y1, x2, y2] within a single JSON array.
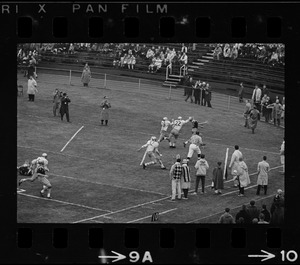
[[17, 160, 33, 176], [19, 159, 52, 199]]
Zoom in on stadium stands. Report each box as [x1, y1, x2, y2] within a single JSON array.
[[17, 43, 284, 97]]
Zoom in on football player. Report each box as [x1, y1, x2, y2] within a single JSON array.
[[19, 153, 52, 198], [158, 117, 173, 143], [138, 136, 166, 169], [186, 131, 205, 161], [166, 116, 190, 148], [183, 117, 204, 147], [17, 160, 33, 176]]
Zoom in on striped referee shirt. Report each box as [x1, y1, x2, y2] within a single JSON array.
[[181, 164, 191, 182], [170, 162, 182, 180]]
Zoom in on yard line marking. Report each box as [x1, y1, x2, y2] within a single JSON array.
[[18, 192, 112, 213], [60, 125, 84, 152], [127, 208, 177, 223], [18, 112, 283, 154], [18, 145, 168, 196], [186, 193, 276, 223], [17, 188, 26, 193], [73, 195, 174, 224], [50, 173, 168, 197]]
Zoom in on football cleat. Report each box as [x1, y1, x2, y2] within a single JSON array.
[[18, 179, 22, 186], [40, 191, 44, 197], [142, 163, 146, 169]]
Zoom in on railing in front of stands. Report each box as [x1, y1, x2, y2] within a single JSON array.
[[17, 65, 284, 128]]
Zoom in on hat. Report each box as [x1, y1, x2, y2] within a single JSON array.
[[63, 93, 67, 96], [182, 159, 188, 164], [42, 153, 47, 157], [104, 96, 108, 99]]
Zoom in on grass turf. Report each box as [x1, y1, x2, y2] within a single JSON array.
[[17, 72, 284, 223]]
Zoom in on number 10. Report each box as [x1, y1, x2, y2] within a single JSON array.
[[281, 250, 298, 262]]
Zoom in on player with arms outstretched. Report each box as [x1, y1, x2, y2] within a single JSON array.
[[158, 117, 173, 143], [138, 136, 166, 169], [166, 116, 190, 148]]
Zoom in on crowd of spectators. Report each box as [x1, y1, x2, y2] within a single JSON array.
[[211, 43, 285, 67], [219, 189, 284, 224]]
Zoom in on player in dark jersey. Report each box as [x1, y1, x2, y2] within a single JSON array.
[[183, 118, 205, 147], [17, 160, 33, 176]]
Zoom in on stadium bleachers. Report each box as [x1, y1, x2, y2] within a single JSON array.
[[27, 43, 284, 98]]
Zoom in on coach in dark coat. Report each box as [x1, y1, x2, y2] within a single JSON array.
[[185, 77, 194, 103], [193, 81, 201, 105], [100, 96, 111, 126], [60, 92, 71, 122]]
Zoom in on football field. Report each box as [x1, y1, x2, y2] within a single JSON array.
[[17, 71, 284, 223]]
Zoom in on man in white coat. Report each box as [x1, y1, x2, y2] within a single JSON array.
[[256, 156, 270, 195], [251, 85, 262, 120], [279, 138, 285, 174], [27, 75, 38, 101], [229, 145, 243, 186]]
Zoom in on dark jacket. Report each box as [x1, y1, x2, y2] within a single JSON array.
[[235, 209, 251, 224]]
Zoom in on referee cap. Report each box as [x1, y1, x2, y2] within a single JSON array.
[[42, 153, 47, 157]]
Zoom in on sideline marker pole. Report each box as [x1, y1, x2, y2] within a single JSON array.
[[223, 148, 229, 180]]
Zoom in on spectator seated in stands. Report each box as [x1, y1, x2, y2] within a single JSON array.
[[146, 47, 155, 61], [127, 55, 136, 70], [268, 51, 279, 66], [223, 43, 231, 59], [159, 51, 166, 65], [231, 44, 238, 60], [148, 56, 162, 73], [165, 48, 176, 65], [120, 53, 129, 68], [213, 44, 223, 60]]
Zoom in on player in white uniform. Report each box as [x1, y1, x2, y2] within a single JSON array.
[[166, 116, 190, 148], [138, 136, 166, 169], [158, 117, 173, 143], [19, 153, 52, 198], [186, 131, 204, 161]]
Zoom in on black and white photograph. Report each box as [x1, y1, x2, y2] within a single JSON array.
[[17, 42, 285, 224]]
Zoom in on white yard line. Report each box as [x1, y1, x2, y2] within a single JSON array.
[[60, 125, 84, 152], [72, 196, 174, 224], [18, 112, 282, 154], [127, 208, 177, 223], [186, 193, 275, 223], [50, 173, 168, 197], [18, 192, 112, 213]]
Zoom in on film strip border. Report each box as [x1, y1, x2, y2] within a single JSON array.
[[2, 1, 300, 264], [0, 2, 298, 41], [16, 225, 285, 263]]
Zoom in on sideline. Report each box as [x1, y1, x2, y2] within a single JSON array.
[[18, 192, 112, 213], [127, 208, 177, 223]]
